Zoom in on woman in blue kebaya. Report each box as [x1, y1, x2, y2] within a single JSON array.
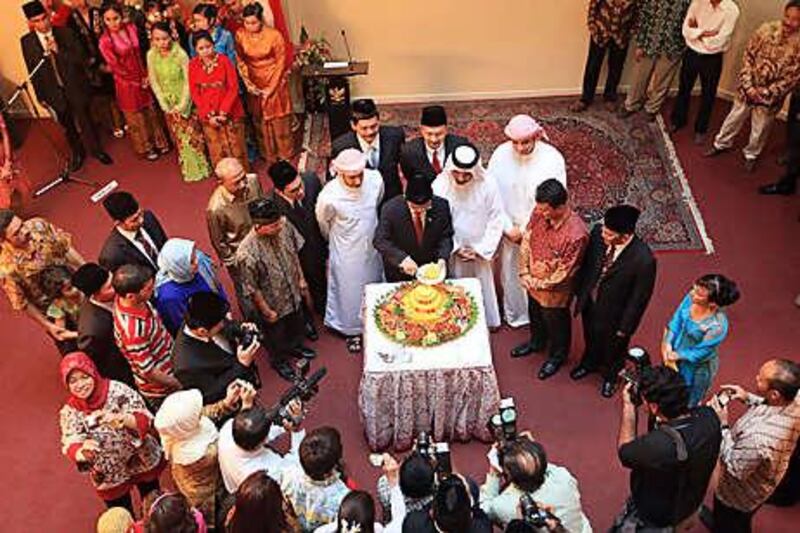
[[189, 2, 237, 65], [661, 274, 740, 406], [154, 238, 227, 335]]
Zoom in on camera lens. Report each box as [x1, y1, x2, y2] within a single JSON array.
[[500, 409, 516, 423]]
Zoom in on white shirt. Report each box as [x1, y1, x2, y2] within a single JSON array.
[[35, 30, 55, 53], [357, 133, 381, 168], [217, 418, 304, 492], [116, 226, 159, 267], [682, 0, 740, 55], [182, 325, 234, 355]]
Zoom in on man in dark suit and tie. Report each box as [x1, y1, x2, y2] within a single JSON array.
[[71, 263, 135, 386], [571, 205, 657, 398], [373, 175, 454, 282], [269, 160, 327, 340], [98, 191, 168, 273], [331, 98, 405, 200], [400, 105, 468, 181], [20, 1, 112, 172]]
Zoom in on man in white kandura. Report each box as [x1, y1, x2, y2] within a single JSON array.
[[315, 148, 385, 353], [433, 143, 507, 329], [488, 114, 567, 329]]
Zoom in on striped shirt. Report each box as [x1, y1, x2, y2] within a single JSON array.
[[112, 298, 175, 400], [716, 395, 800, 511]]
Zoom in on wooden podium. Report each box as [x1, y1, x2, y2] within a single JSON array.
[[302, 61, 369, 141]]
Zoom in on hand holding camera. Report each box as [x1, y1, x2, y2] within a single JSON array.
[[236, 338, 260, 367], [519, 494, 565, 532]]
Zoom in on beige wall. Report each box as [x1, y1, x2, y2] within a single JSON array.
[[285, 0, 787, 102], [0, 0, 790, 109]]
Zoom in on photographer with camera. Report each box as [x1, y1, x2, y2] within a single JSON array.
[[612, 366, 721, 531], [376, 451, 437, 524], [217, 399, 305, 493], [702, 358, 800, 533], [172, 291, 260, 405], [402, 474, 492, 532], [479, 434, 590, 532]]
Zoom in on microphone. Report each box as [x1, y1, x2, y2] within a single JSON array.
[[340, 29, 353, 64]]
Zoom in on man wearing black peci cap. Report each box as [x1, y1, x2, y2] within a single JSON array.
[[572, 205, 657, 398], [373, 174, 454, 282], [330, 98, 405, 200], [20, 1, 113, 172], [269, 160, 327, 339], [98, 191, 168, 273], [400, 105, 468, 180], [232, 197, 316, 382], [71, 263, 135, 386]]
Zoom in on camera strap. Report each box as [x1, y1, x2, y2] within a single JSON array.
[[660, 423, 690, 526]]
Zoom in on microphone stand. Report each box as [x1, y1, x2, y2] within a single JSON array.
[[5, 56, 100, 198]]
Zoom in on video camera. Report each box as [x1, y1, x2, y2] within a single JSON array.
[[618, 346, 652, 406], [487, 397, 518, 445], [519, 493, 559, 529], [266, 367, 327, 427], [224, 320, 266, 351], [415, 432, 452, 478]]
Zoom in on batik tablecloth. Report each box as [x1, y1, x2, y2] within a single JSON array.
[[359, 278, 501, 450]]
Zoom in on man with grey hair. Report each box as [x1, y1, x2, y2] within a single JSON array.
[[206, 157, 264, 311]]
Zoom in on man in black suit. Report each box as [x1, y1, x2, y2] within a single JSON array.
[[269, 160, 327, 340], [71, 263, 135, 386], [172, 292, 260, 404], [400, 105, 468, 181], [331, 98, 405, 200], [20, 1, 112, 172], [99, 191, 168, 272], [571, 205, 657, 398], [373, 175, 454, 282]]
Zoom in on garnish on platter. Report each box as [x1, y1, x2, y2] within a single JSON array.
[[374, 281, 478, 347]]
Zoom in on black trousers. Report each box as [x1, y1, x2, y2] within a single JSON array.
[[52, 99, 102, 157], [580, 39, 629, 104], [262, 308, 305, 366], [527, 297, 571, 362], [780, 90, 800, 187], [104, 478, 160, 514], [712, 495, 756, 533], [670, 49, 723, 134], [579, 298, 630, 381]]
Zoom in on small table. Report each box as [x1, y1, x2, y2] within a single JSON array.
[[301, 61, 369, 140], [358, 278, 501, 451]]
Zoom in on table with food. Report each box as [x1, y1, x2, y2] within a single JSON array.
[[358, 262, 501, 450]]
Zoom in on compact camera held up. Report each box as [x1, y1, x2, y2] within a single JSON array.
[[618, 346, 652, 406], [415, 431, 453, 478]]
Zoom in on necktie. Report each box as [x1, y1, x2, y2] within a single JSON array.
[[368, 146, 379, 169], [412, 210, 424, 246], [135, 230, 159, 265], [600, 245, 616, 279], [431, 150, 442, 174], [45, 34, 65, 88]]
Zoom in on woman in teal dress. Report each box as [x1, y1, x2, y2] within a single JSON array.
[[147, 21, 211, 182], [661, 274, 740, 406]]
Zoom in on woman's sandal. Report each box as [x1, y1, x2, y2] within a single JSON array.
[[346, 335, 362, 353]]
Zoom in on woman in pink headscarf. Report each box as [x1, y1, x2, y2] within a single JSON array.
[[58, 352, 164, 513]]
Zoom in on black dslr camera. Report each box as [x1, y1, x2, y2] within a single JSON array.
[[520, 493, 558, 529], [487, 397, 518, 445], [415, 432, 452, 479], [266, 367, 327, 427], [618, 346, 652, 406], [225, 320, 266, 350]]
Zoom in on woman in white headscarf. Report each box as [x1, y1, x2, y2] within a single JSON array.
[[154, 237, 227, 335], [155, 384, 256, 530]]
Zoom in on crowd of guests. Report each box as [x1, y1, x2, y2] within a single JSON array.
[[1, 0, 799, 532]]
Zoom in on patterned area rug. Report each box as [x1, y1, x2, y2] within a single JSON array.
[[303, 97, 712, 253]]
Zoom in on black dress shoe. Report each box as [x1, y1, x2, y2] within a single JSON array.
[[295, 345, 317, 360], [510, 339, 545, 358], [304, 321, 319, 341], [569, 366, 591, 381], [273, 361, 297, 382], [601, 380, 617, 398], [93, 151, 114, 165], [538, 360, 561, 380], [759, 182, 796, 196]]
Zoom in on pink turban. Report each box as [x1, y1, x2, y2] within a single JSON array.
[[504, 114, 545, 141], [331, 148, 367, 174]]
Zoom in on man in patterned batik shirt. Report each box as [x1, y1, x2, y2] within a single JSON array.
[[706, 1, 800, 173], [619, 0, 691, 121], [572, 0, 640, 112]]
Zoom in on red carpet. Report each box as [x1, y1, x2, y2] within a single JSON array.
[[306, 97, 712, 252], [2, 98, 798, 532]]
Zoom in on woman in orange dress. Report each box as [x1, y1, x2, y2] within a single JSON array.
[[234, 1, 296, 165], [0, 114, 32, 213]]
